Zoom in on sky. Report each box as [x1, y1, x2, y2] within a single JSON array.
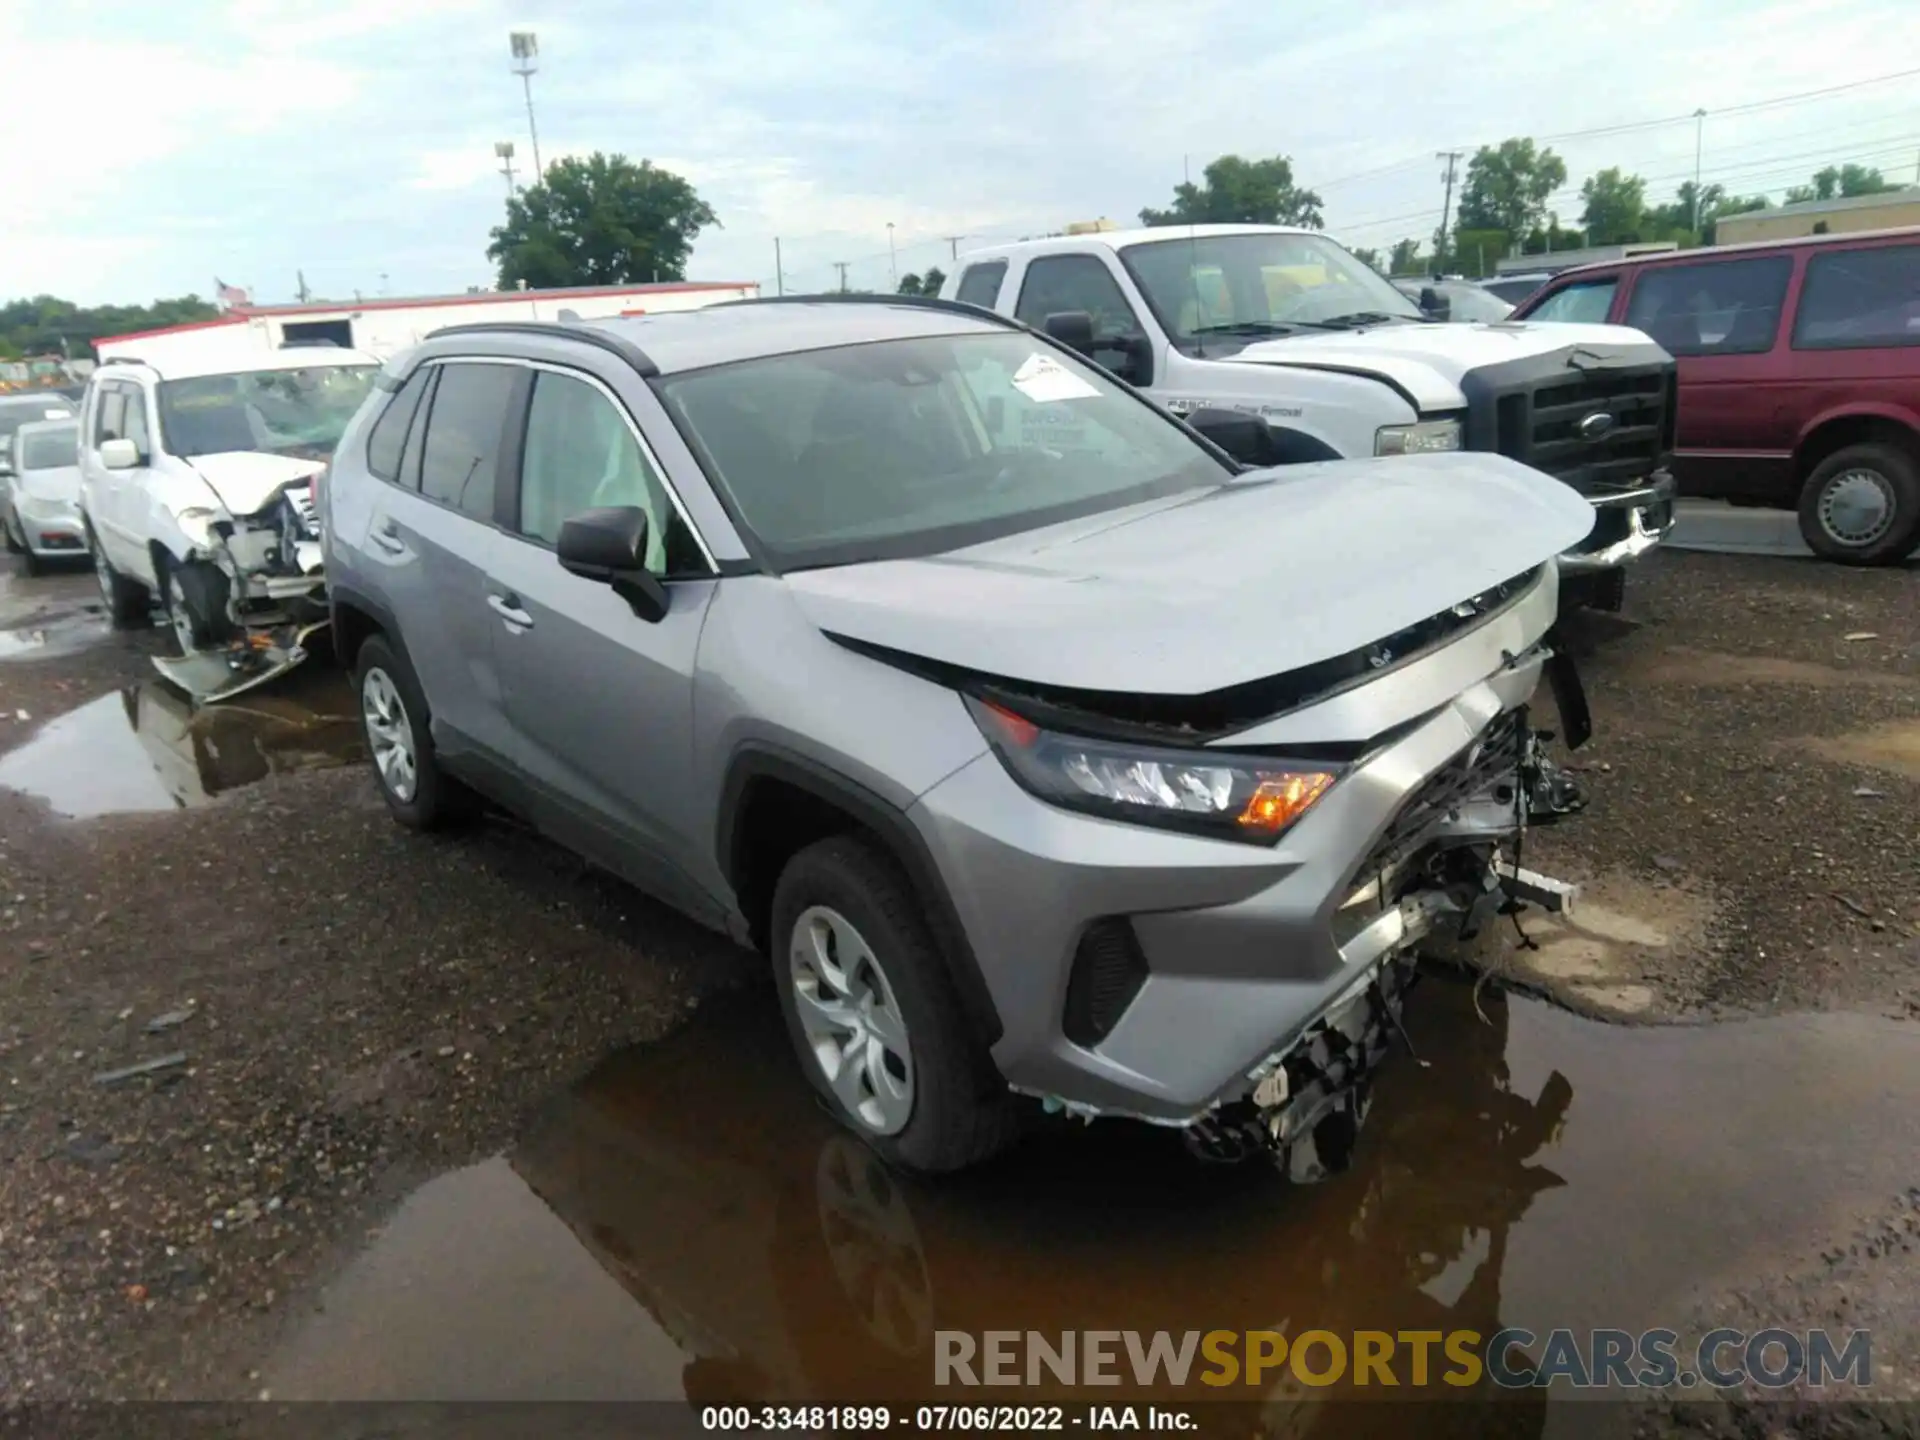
[[3, 0, 1918, 307]]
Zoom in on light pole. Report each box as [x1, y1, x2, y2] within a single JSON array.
[[510, 32, 544, 182], [887, 222, 897, 287], [494, 140, 519, 196], [1691, 108, 1708, 236]]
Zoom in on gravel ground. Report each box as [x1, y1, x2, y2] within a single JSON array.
[[0, 546, 1916, 1413]]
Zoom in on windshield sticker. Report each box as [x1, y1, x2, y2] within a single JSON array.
[[1011, 354, 1100, 404]]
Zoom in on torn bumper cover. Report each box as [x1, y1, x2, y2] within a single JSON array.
[[156, 479, 330, 703], [1187, 714, 1586, 1179]]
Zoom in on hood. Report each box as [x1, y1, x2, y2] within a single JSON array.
[[19, 464, 81, 504], [1230, 320, 1659, 412], [187, 451, 324, 518], [784, 451, 1595, 696]]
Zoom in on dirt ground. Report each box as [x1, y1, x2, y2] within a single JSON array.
[[0, 548, 1916, 1424]]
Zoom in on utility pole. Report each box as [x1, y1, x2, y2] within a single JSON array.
[[295, 270, 311, 303], [509, 32, 544, 181], [1691, 109, 1708, 235], [886, 223, 897, 287], [943, 234, 966, 261], [774, 238, 785, 296], [833, 261, 850, 293], [494, 140, 519, 196], [1436, 150, 1464, 275]]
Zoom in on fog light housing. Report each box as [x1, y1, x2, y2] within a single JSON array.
[[1063, 918, 1150, 1049]]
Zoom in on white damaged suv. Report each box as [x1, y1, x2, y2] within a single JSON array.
[[78, 347, 377, 690]]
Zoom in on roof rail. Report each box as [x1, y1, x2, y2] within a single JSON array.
[[424, 320, 658, 378], [713, 292, 1017, 327], [101, 355, 146, 367]]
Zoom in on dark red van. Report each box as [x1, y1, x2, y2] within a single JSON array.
[[1512, 227, 1920, 565]]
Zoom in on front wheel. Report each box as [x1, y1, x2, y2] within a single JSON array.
[[354, 634, 475, 830], [161, 559, 236, 655], [1796, 442, 1920, 566], [771, 836, 1020, 1174]]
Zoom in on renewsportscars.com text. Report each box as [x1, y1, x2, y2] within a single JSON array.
[[935, 1327, 1873, 1390]]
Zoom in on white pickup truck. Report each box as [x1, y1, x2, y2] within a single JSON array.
[[941, 224, 1677, 606]]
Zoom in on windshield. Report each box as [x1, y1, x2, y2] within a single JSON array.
[[155, 363, 377, 458], [20, 424, 78, 471], [1121, 233, 1423, 347], [657, 331, 1230, 569]]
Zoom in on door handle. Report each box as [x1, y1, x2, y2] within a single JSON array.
[[367, 521, 406, 555], [487, 593, 533, 628]]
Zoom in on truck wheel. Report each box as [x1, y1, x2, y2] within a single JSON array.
[[771, 836, 1021, 1175], [161, 559, 236, 655], [354, 633, 476, 830], [86, 522, 151, 629], [1796, 442, 1920, 566]]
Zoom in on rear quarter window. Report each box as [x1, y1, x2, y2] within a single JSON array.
[[1792, 244, 1920, 350], [1624, 256, 1792, 357]]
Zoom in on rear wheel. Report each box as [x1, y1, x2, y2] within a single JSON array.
[[86, 521, 151, 628], [2, 503, 22, 555], [771, 835, 1020, 1174], [1796, 442, 1920, 566], [160, 558, 235, 655]]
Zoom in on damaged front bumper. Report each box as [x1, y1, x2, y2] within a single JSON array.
[[1558, 470, 1677, 574], [158, 480, 329, 703]]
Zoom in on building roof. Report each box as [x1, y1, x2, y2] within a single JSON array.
[[1722, 187, 1920, 223], [235, 278, 757, 320]]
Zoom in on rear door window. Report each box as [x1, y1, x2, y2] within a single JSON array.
[[416, 361, 518, 521], [1625, 256, 1792, 356], [1792, 244, 1920, 350], [365, 367, 432, 482], [1525, 279, 1618, 325], [955, 261, 1007, 308]]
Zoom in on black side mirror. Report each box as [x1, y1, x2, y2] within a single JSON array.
[[1185, 407, 1275, 468], [1419, 286, 1451, 321], [1042, 310, 1096, 356], [556, 505, 669, 622]]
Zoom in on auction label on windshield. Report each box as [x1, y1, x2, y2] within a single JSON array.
[[1012, 353, 1100, 404]]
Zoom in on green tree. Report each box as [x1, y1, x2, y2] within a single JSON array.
[[897, 266, 947, 296], [1140, 154, 1323, 229], [1387, 238, 1426, 275], [487, 153, 718, 290], [1579, 167, 1648, 245], [1458, 138, 1568, 240], [1785, 163, 1899, 205], [1348, 246, 1382, 271], [0, 293, 220, 360]]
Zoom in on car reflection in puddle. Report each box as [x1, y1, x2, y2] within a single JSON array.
[[0, 668, 363, 818], [262, 977, 1920, 1425]]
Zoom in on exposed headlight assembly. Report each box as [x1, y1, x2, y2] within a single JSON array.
[[967, 696, 1340, 846], [1375, 418, 1463, 456]]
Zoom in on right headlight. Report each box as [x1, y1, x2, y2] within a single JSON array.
[[966, 695, 1341, 846], [1375, 418, 1463, 456]]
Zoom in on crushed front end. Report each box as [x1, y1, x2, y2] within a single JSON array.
[[154, 474, 330, 703], [910, 561, 1594, 1179]]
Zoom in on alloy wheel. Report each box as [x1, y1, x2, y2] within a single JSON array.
[[165, 573, 198, 654], [361, 666, 418, 803], [789, 904, 915, 1135], [91, 535, 115, 605]]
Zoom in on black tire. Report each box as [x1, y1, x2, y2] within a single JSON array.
[[159, 557, 236, 654], [1796, 441, 1920, 566], [85, 520, 151, 628], [21, 543, 44, 578], [352, 633, 475, 830], [771, 835, 1021, 1175], [1560, 568, 1625, 614], [2, 505, 21, 555]]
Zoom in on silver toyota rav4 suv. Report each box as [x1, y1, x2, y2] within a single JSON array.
[[322, 297, 1598, 1177]]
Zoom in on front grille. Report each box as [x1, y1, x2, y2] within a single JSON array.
[[1352, 708, 1525, 889], [1488, 363, 1673, 494]]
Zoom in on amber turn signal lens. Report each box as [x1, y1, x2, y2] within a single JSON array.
[[1236, 772, 1335, 833]]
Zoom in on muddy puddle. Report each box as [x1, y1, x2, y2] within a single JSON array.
[[262, 980, 1920, 1422], [0, 668, 363, 817]]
